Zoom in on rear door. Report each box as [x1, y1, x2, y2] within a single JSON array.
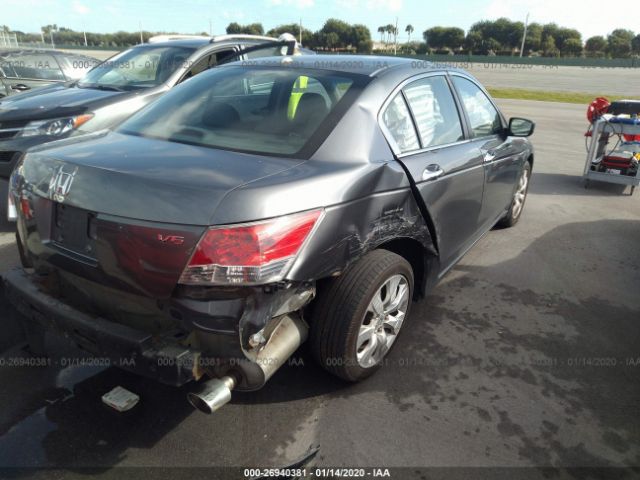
[[450, 74, 521, 229], [381, 73, 485, 271]]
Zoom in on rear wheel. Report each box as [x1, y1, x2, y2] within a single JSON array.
[[310, 249, 413, 382], [498, 162, 531, 228]]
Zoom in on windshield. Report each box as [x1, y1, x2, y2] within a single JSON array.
[[118, 65, 366, 157], [78, 46, 195, 90]]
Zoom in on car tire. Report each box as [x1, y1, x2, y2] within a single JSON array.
[[309, 249, 413, 382], [498, 161, 531, 228]]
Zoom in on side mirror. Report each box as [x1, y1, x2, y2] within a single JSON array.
[[508, 117, 535, 137]]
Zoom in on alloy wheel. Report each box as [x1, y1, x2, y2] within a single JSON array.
[[512, 167, 530, 219], [356, 274, 410, 368]]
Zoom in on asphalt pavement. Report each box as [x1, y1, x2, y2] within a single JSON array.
[[0, 99, 638, 476]]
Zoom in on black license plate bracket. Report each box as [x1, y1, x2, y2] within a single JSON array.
[[52, 203, 95, 258]]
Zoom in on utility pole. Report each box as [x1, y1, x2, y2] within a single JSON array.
[[139, 21, 143, 44], [299, 18, 302, 45], [394, 17, 398, 55], [40, 30, 45, 46], [83, 24, 88, 46], [49, 30, 55, 49], [519, 12, 529, 57]]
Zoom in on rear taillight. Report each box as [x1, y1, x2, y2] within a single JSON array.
[[179, 209, 323, 286]]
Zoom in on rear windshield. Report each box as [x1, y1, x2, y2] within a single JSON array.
[[118, 65, 367, 157]]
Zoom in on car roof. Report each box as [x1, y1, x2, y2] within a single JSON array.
[[222, 54, 442, 77], [134, 39, 211, 49], [135, 35, 281, 50]]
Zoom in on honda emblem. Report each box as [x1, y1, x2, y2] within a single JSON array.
[[50, 165, 78, 203]]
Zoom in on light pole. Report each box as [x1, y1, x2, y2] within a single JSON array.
[[394, 17, 398, 55], [519, 12, 529, 57]]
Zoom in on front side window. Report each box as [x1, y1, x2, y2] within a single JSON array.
[[452, 76, 503, 137], [403, 76, 464, 148], [0, 53, 64, 81], [78, 46, 195, 90], [119, 66, 364, 157], [382, 94, 419, 153]]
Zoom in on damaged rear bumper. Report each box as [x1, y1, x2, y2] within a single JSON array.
[[3, 267, 314, 393], [3, 267, 202, 386]]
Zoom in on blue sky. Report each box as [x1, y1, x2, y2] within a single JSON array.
[[2, 0, 636, 41]]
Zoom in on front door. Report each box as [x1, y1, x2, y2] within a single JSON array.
[[0, 52, 65, 96], [450, 75, 521, 229]]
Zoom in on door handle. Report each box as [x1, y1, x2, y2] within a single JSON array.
[[10, 84, 30, 91], [483, 150, 496, 162], [422, 164, 444, 182]]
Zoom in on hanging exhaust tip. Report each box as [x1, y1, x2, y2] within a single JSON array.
[[188, 374, 237, 414]]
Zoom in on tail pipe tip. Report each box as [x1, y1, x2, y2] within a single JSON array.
[[187, 374, 237, 415]]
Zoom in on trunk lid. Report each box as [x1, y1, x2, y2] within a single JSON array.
[[16, 131, 303, 298], [22, 131, 301, 224]]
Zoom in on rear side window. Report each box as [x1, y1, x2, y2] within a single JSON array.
[[119, 66, 365, 157], [452, 76, 503, 137], [403, 76, 464, 148], [382, 94, 419, 153]]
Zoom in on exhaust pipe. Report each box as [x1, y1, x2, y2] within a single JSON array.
[[187, 375, 237, 414], [188, 314, 308, 414], [254, 313, 308, 383]]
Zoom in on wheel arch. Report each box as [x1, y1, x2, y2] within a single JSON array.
[[375, 236, 439, 300]]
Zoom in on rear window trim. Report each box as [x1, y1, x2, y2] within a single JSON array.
[[379, 70, 480, 157], [119, 65, 372, 160]]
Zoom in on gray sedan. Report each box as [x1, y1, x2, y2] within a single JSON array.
[[5, 55, 534, 414]]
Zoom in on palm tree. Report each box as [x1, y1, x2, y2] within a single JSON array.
[[405, 24, 414, 43], [386, 24, 394, 45], [377, 26, 385, 43]]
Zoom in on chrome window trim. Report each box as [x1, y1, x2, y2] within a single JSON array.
[[448, 72, 507, 136], [397, 138, 474, 159]]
